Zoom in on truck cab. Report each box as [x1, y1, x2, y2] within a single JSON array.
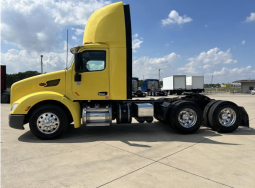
[[132, 77, 146, 97]]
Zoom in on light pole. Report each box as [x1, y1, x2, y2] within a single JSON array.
[[159, 69, 161, 81], [41, 55, 43, 74], [211, 75, 214, 87]]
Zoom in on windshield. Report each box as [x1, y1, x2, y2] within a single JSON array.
[[66, 55, 74, 69]]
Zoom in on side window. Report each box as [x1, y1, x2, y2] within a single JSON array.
[[81, 51, 106, 72]]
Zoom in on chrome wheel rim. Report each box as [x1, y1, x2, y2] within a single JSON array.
[[178, 108, 197, 128], [218, 108, 236, 127], [37, 112, 60, 134]]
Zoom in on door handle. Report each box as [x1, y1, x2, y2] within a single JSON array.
[[98, 92, 108, 96]]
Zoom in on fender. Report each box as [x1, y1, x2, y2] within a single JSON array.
[[10, 91, 81, 128]]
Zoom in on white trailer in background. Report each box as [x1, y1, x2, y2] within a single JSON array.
[[162, 75, 186, 95], [186, 76, 204, 93]]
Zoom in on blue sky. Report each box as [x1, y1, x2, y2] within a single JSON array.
[[1, 0, 255, 83]]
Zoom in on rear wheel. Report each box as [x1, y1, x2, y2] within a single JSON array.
[[203, 100, 220, 127], [145, 117, 153, 123], [208, 101, 240, 133], [169, 102, 201, 134], [29, 105, 68, 139]]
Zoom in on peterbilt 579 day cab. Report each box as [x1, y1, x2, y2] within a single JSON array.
[[9, 2, 249, 139]]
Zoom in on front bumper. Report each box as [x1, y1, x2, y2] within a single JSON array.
[[9, 114, 25, 130]]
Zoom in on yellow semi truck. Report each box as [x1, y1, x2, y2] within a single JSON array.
[[9, 2, 249, 139]]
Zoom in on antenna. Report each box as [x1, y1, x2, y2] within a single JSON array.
[[66, 29, 68, 69]]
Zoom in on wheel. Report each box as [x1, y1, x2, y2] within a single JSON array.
[[208, 101, 240, 133], [145, 117, 153, 123], [29, 105, 69, 139], [169, 101, 201, 134], [166, 100, 185, 129], [202, 100, 220, 127], [136, 117, 145, 123], [1, 93, 10, 103]]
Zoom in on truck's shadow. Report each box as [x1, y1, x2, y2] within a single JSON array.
[[18, 122, 255, 146]]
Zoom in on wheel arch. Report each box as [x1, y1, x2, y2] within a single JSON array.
[[11, 92, 81, 128], [26, 100, 72, 124]]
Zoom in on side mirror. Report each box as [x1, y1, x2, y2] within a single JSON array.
[[74, 53, 83, 73]]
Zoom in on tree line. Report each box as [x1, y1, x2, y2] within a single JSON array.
[[6, 71, 40, 87]]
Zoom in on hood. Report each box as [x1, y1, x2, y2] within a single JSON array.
[[11, 70, 66, 105]]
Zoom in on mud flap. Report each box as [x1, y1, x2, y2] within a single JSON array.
[[239, 106, 249, 127]]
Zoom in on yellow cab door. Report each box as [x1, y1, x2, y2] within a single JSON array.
[[72, 48, 110, 100]]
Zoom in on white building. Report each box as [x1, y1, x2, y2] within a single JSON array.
[[233, 79, 255, 93]]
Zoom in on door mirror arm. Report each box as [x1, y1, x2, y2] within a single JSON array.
[[74, 53, 82, 81], [74, 53, 83, 73], [74, 73, 81, 82]]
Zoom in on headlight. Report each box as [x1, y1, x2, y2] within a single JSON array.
[[11, 103, 19, 111]]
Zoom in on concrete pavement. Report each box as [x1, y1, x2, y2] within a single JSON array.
[[1, 94, 255, 188]]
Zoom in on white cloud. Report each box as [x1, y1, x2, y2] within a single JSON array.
[[211, 66, 252, 76], [245, 12, 255, 22], [1, 0, 110, 53], [1, 49, 73, 74], [72, 36, 78, 41], [133, 53, 180, 79], [132, 33, 143, 52], [162, 10, 192, 26], [72, 28, 84, 36], [242, 40, 246, 45], [133, 33, 139, 38], [178, 48, 238, 74]]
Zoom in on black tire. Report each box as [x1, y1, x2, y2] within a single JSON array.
[[145, 117, 153, 123], [29, 105, 69, 139], [136, 118, 145, 123], [208, 101, 240, 133], [166, 100, 186, 129], [1, 93, 10, 103], [202, 100, 219, 127], [169, 101, 201, 134]]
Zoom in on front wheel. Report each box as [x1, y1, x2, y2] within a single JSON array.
[[29, 105, 69, 139]]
